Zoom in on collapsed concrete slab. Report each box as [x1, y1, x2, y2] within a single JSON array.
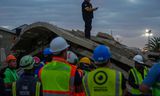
[[12, 22, 138, 78]]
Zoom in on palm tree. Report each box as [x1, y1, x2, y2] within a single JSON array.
[[149, 37, 160, 52]]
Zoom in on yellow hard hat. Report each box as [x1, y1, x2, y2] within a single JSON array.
[[79, 57, 91, 65]]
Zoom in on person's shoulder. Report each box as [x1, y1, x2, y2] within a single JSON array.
[[150, 63, 160, 71], [153, 63, 160, 67], [4, 68, 11, 74]]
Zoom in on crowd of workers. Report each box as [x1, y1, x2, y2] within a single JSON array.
[[0, 36, 160, 96]]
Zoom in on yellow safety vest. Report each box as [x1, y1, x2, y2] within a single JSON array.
[[39, 57, 76, 96], [153, 82, 160, 96], [82, 67, 122, 96], [129, 67, 148, 95]]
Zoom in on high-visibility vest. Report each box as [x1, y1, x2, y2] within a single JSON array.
[[82, 67, 122, 96], [129, 67, 148, 95], [12, 75, 41, 96], [39, 57, 76, 96]]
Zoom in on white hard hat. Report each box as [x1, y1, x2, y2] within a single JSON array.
[[67, 51, 78, 64], [50, 37, 70, 53], [133, 55, 144, 64]]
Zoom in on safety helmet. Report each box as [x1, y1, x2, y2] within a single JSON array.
[[133, 55, 144, 64], [93, 45, 111, 62], [43, 48, 52, 55], [6, 54, 16, 62], [67, 51, 78, 64], [79, 57, 91, 65], [50, 37, 70, 53], [20, 55, 35, 70], [33, 56, 40, 64]]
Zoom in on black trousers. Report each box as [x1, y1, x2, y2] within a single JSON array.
[[84, 19, 92, 39]]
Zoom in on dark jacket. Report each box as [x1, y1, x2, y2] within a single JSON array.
[[82, 1, 93, 20]]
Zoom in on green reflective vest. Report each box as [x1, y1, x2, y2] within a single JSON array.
[[4, 68, 19, 83], [152, 82, 160, 96], [130, 67, 148, 95], [40, 61, 76, 96], [82, 67, 122, 96]]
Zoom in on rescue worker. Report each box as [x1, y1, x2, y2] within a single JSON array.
[[67, 51, 85, 96], [82, 45, 126, 96], [4, 54, 19, 96], [67, 51, 79, 66], [42, 48, 53, 64], [140, 54, 160, 96], [39, 37, 81, 96], [128, 55, 149, 96], [12, 55, 42, 96], [33, 56, 44, 77], [79, 57, 92, 74], [82, 0, 98, 39]]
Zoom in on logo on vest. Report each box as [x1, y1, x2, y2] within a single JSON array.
[[93, 71, 108, 91], [94, 71, 108, 85], [19, 85, 30, 95]]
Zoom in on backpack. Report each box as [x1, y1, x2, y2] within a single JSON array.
[[13, 75, 40, 96]]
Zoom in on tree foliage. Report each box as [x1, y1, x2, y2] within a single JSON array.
[[149, 37, 160, 52]]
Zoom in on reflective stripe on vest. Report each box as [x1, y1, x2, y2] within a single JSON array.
[[130, 67, 148, 95], [36, 82, 41, 96], [12, 81, 41, 96], [41, 57, 76, 96], [12, 82, 16, 96], [82, 68, 122, 96], [115, 71, 120, 96]]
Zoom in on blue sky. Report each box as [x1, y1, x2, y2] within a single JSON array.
[[0, 0, 160, 48]]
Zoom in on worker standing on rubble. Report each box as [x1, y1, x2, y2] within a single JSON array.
[[3, 54, 19, 96], [82, 0, 98, 39], [39, 37, 82, 96], [12, 55, 42, 96], [128, 55, 149, 96], [140, 55, 160, 96], [82, 45, 126, 96]]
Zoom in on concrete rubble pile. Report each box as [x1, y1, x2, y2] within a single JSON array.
[[11, 22, 140, 78]]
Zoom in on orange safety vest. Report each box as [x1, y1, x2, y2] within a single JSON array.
[[39, 57, 76, 96]]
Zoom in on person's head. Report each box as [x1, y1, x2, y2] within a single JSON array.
[[20, 55, 35, 71], [67, 51, 79, 65], [79, 57, 92, 71], [50, 36, 70, 59], [79, 57, 91, 65], [92, 45, 111, 67], [43, 48, 53, 63], [133, 55, 144, 68], [85, 0, 91, 2], [6, 54, 17, 69], [43, 48, 52, 57], [33, 56, 41, 67]]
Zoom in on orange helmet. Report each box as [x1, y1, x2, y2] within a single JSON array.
[[6, 55, 16, 62]]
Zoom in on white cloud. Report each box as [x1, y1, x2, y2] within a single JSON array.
[[128, 0, 137, 3], [0, 25, 12, 29]]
